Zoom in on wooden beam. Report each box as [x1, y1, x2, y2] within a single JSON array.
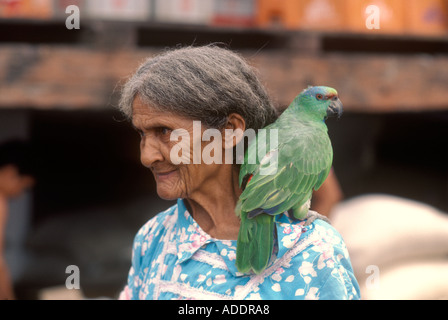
[[251, 51, 448, 112], [0, 45, 447, 112]]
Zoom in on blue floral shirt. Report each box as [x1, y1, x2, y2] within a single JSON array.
[[119, 199, 360, 300]]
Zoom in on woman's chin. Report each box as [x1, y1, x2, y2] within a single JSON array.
[[153, 170, 183, 200], [156, 191, 178, 201], [156, 184, 182, 201]]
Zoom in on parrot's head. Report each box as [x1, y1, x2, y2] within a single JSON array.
[[297, 86, 343, 120]]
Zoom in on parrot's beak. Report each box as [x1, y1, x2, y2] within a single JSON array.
[[327, 97, 343, 118]]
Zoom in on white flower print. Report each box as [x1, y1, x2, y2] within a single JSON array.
[[305, 287, 319, 300], [295, 288, 304, 296], [298, 261, 317, 277], [271, 283, 281, 292], [271, 273, 282, 282], [213, 274, 226, 285]]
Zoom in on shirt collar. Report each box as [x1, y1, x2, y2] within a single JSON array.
[[174, 198, 307, 276], [174, 198, 212, 263]]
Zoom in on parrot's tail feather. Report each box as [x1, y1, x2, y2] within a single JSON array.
[[236, 212, 274, 274], [235, 199, 243, 218], [235, 211, 253, 274]]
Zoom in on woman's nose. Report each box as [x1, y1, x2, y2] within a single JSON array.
[[140, 137, 164, 168]]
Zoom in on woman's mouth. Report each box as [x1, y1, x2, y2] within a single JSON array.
[[155, 170, 177, 181]]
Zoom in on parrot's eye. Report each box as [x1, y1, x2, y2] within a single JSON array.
[[316, 94, 323, 100]]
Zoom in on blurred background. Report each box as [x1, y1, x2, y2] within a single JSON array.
[[0, 0, 447, 300]]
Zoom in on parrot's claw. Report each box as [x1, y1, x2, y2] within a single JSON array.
[[303, 210, 331, 227]]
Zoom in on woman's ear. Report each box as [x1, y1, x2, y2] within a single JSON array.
[[222, 113, 246, 149]]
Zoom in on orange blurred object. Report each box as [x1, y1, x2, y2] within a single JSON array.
[[255, 0, 447, 36], [256, 0, 301, 29], [345, 0, 406, 35], [256, 0, 351, 32], [297, 0, 348, 31], [406, 0, 448, 36], [0, 0, 53, 19]]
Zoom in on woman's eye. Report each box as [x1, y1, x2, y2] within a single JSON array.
[[159, 127, 171, 135]]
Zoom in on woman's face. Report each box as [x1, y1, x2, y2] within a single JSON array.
[[132, 97, 224, 200]]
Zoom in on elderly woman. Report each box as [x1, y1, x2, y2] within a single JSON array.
[[118, 45, 359, 300]]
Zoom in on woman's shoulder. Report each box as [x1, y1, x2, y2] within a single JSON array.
[[276, 213, 355, 277], [290, 216, 352, 263], [277, 212, 345, 248], [273, 215, 361, 299]]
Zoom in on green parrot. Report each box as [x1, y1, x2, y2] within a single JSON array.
[[235, 86, 343, 274]]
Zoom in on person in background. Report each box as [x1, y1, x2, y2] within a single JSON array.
[[0, 140, 35, 300], [311, 168, 343, 217]]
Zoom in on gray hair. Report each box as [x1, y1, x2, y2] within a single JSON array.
[[118, 45, 277, 131]]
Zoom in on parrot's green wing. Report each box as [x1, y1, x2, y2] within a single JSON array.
[[239, 121, 333, 219]]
